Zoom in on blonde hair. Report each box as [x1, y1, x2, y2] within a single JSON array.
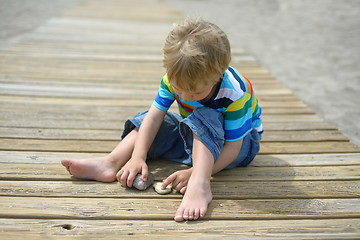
[[163, 18, 231, 92]]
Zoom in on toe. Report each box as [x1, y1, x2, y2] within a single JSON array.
[[183, 208, 190, 220], [194, 208, 200, 220], [61, 159, 68, 166], [61, 159, 72, 173], [199, 207, 207, 218], [188, 208, 195, 220], [174, 207, 185, 222]]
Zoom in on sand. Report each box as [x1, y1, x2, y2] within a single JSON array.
[[0, 0, 359, 146]]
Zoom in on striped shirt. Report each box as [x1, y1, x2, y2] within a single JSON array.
[[153, 66, 263, 141]]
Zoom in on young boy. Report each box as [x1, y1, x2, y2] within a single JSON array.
[[62, 18, 263, 222]]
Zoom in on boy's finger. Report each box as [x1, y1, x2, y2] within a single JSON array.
[[162, 173, 176, 189], [180, 186, 187, 195], [119, 171, 129, 187], [141, 165, 148, 182], [127, 171, 136, 188]]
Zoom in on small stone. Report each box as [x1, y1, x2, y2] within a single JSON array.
[[153, 182, 172, 195], [132, 172, 154, 190]]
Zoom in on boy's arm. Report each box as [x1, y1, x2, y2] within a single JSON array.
[[212, 139, 243, 175], [118, 104, 166, 187]]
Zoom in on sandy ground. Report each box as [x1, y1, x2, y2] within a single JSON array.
[[0, 0, 359, 147]]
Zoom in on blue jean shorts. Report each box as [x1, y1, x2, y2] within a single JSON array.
[[121, 107, 260, 169]]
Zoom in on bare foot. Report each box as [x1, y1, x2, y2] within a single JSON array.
[[174, 178, 212, 222], [61, 156, 119, 182]]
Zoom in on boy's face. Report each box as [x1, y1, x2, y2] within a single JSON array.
[[171, 80, 216, 103]]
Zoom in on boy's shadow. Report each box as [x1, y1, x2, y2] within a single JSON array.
[[142, 155, 320, 222], [208, 155, 325, 219], [200, 155, 311, 221]]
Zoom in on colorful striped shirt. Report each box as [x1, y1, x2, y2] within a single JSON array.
[[153, 66, 263, 141]]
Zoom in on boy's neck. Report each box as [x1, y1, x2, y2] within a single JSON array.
[[201, 81, 218, 102]]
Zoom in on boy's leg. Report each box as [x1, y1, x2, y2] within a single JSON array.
[[174, 132, 214, 222], [61, 129, 137, 182]]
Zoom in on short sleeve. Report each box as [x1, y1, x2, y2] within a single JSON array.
[[223, 92, 253, 141], [153, 74, 175, 111]]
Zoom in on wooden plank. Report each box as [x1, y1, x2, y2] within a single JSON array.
[[0, 109, 328, 123], [37, 18, 174, 36], [0, 118, 131, 130], [0, 76, 276, 88], [263, 121, 336, 130], [0, 162, 359, 181], [0, 55, 167, 71], [0, 218, 358, 240], [0, 118, 336, 131], [4, 41, 165, 55], [0, 138, 118, 153], [0, 104, 315, 120], [2, 151, 359, 166], [0, 95, 304, 107], [253, 153, 360, 167], [0, 83, 302, 102], [0, 75, 280, 90], [0, 106, 312, 116], [261, 130, 348, 142], [4, 41, 242, 56], [0, 107, 312, 122], [0, 197, 359, 220], [0, 127, 123, 140], [62, 1, 183, 22], [259, 141, 360, 154], [0, 127, 348, 142], [1, 138, 358, 154], [0, 0, 359, 238], [0, 103, 313, 115], [0, 180, 358, 199]]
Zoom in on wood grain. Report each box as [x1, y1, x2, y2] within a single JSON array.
[[0, 0, 359, 238]]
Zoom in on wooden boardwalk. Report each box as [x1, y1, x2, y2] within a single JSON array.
[[0, 0, 359, 238]]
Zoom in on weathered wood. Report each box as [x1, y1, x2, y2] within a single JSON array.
[[1, 138, 358, 153], [0, 162, 359, 181], [0, 108, 328, 122], [0, 80, 292, 98], [0, 127, 348, 142], [63, 0, 183, 22], [261, 130, 348, 142], [1, 0, 359, 237], [0, 95, 304, 106], [0, 218, 358, 240], [259, 141, 360, 154], [0, 196, 359, 220], [0, 180, 358, 199], [0, 127, 123, 140], [0, 118, 337, 131], [1, 151, 359, 166], [253, 153, 360, 166], [0, 138, 118, 153]]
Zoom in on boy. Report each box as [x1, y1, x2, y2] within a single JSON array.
[[62, 18, 263, 222]]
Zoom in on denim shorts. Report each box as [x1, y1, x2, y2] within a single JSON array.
[[121, 107, 260, 169]]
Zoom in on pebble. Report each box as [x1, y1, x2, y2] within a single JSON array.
[[132, 172, 154, 190], [153, 182, 172, 195]]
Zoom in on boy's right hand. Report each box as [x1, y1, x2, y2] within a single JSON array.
[[162, 168, 192, 194], [116, 157, 148, 188]]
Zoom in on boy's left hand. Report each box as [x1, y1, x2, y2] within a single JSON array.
[[116, 157, 148, 188], [162, 168, 192, 194]]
